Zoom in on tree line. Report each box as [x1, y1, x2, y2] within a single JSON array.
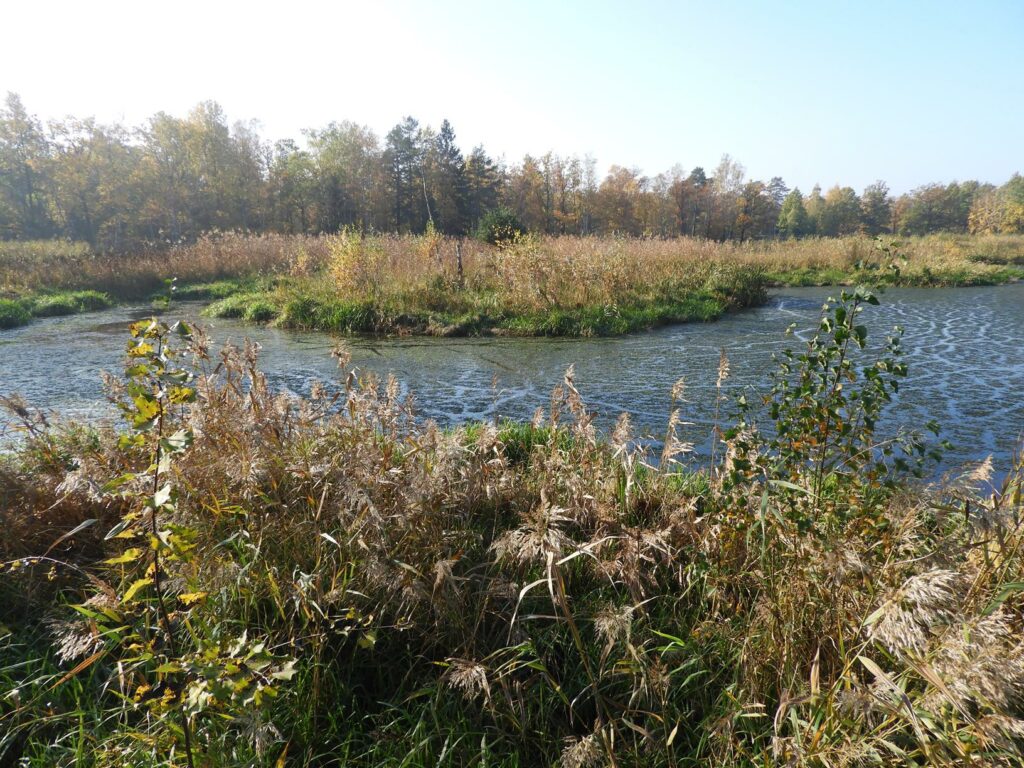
[[2, 93, 1022, 251]]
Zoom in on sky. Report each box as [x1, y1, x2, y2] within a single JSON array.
[[2, 0, 1022, 194]]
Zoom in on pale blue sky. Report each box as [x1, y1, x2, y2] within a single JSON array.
[[2, 0, 1021, 193]]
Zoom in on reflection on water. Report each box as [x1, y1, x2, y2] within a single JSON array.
[[2, 285, 1022, 473]]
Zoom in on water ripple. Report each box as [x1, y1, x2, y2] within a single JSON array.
[[1, 285, 1022, 474]]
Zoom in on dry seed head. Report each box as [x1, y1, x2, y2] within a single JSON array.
[[335, 342, 356, 372], [593, 603, 634, 654], [48, 618, 102, 664], [974, 715, 1024, 752], [867, 569, 961, 655], [922, 611, 1024, 713], [445, 658, 491, 704], [559, 733, 603, 768], [671, 377, 687, 402], [968, 455, 995, 485], [531, 407, 545, 428], [433, 558, 459, 597], [661, 408, 695, 465], [491, 497, 573, 565], [716, 349, 731, 388], [820, 547, 867, 583], [611, 413, 633, 451]]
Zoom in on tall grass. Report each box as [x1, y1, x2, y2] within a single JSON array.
[[2, 292, 1024, 766], [3, 231, 1020, 306], [0, 233, 328, 299], [191, 231, 771, 336], [203, 231, 1023, 335]]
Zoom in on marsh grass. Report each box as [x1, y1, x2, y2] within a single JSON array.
[[3, 290, 1024, 766], [4, 231, 1021, 333], [208, 231, 771, 336], [0, 233, 328, 300], [0, 290, 114, 328]]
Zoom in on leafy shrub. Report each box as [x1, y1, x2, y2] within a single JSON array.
[[474, 207, 524, 245]]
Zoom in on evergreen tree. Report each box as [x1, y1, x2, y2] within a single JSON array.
[[429, 119, 470, 234]]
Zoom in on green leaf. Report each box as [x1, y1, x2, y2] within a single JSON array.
[[983, 582, 1024, 616], [104, 514, 140, 540], [102, 473, 137, 493], [117, 434, 146, 450], [163, 429, 194, 452], [167, 386, 196, 404], [768, 479, 814, 497], [128, 341, 155, 358], [271, 660, 298, 681]]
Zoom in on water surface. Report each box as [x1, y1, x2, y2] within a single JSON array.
[[2, 285, 1022, 474]]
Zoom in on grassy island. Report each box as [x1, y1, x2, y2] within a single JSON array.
[[1, 232, 1022, 335]]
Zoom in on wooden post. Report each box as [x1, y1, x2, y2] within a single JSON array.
[[455, 241, 464, 289]]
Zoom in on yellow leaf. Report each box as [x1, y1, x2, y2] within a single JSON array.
[[105, 547, 143, 565], [122, 577, 153, 603]]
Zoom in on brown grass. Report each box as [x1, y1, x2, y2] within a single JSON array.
[[2, 232, 1021, 303], [0, 232, 328, 298]]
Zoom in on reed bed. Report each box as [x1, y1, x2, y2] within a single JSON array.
[[228, 231, 771, 336], [201, 231, 1022, 336], [2, 292, 1023, 766], [1, 232, 1021, 333], [0, 233, 329, 300]]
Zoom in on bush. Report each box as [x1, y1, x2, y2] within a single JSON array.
[[474, 207, 524, 245]]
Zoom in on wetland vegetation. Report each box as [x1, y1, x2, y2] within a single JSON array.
[[1, 231, 1022, 335], [2, 288, 1023, 766], [3, 92, 1024, 767], [1, 92, 1022, 335]]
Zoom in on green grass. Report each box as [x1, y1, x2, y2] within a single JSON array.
[[0, 298, 31, 328], [0, 290, 114, 328], [167, 279, 253, 301], [203, 281, 754, 337], [28, 290, 113, 317]]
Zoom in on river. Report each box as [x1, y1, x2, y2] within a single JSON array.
[[1, 285, 1021, 476]]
